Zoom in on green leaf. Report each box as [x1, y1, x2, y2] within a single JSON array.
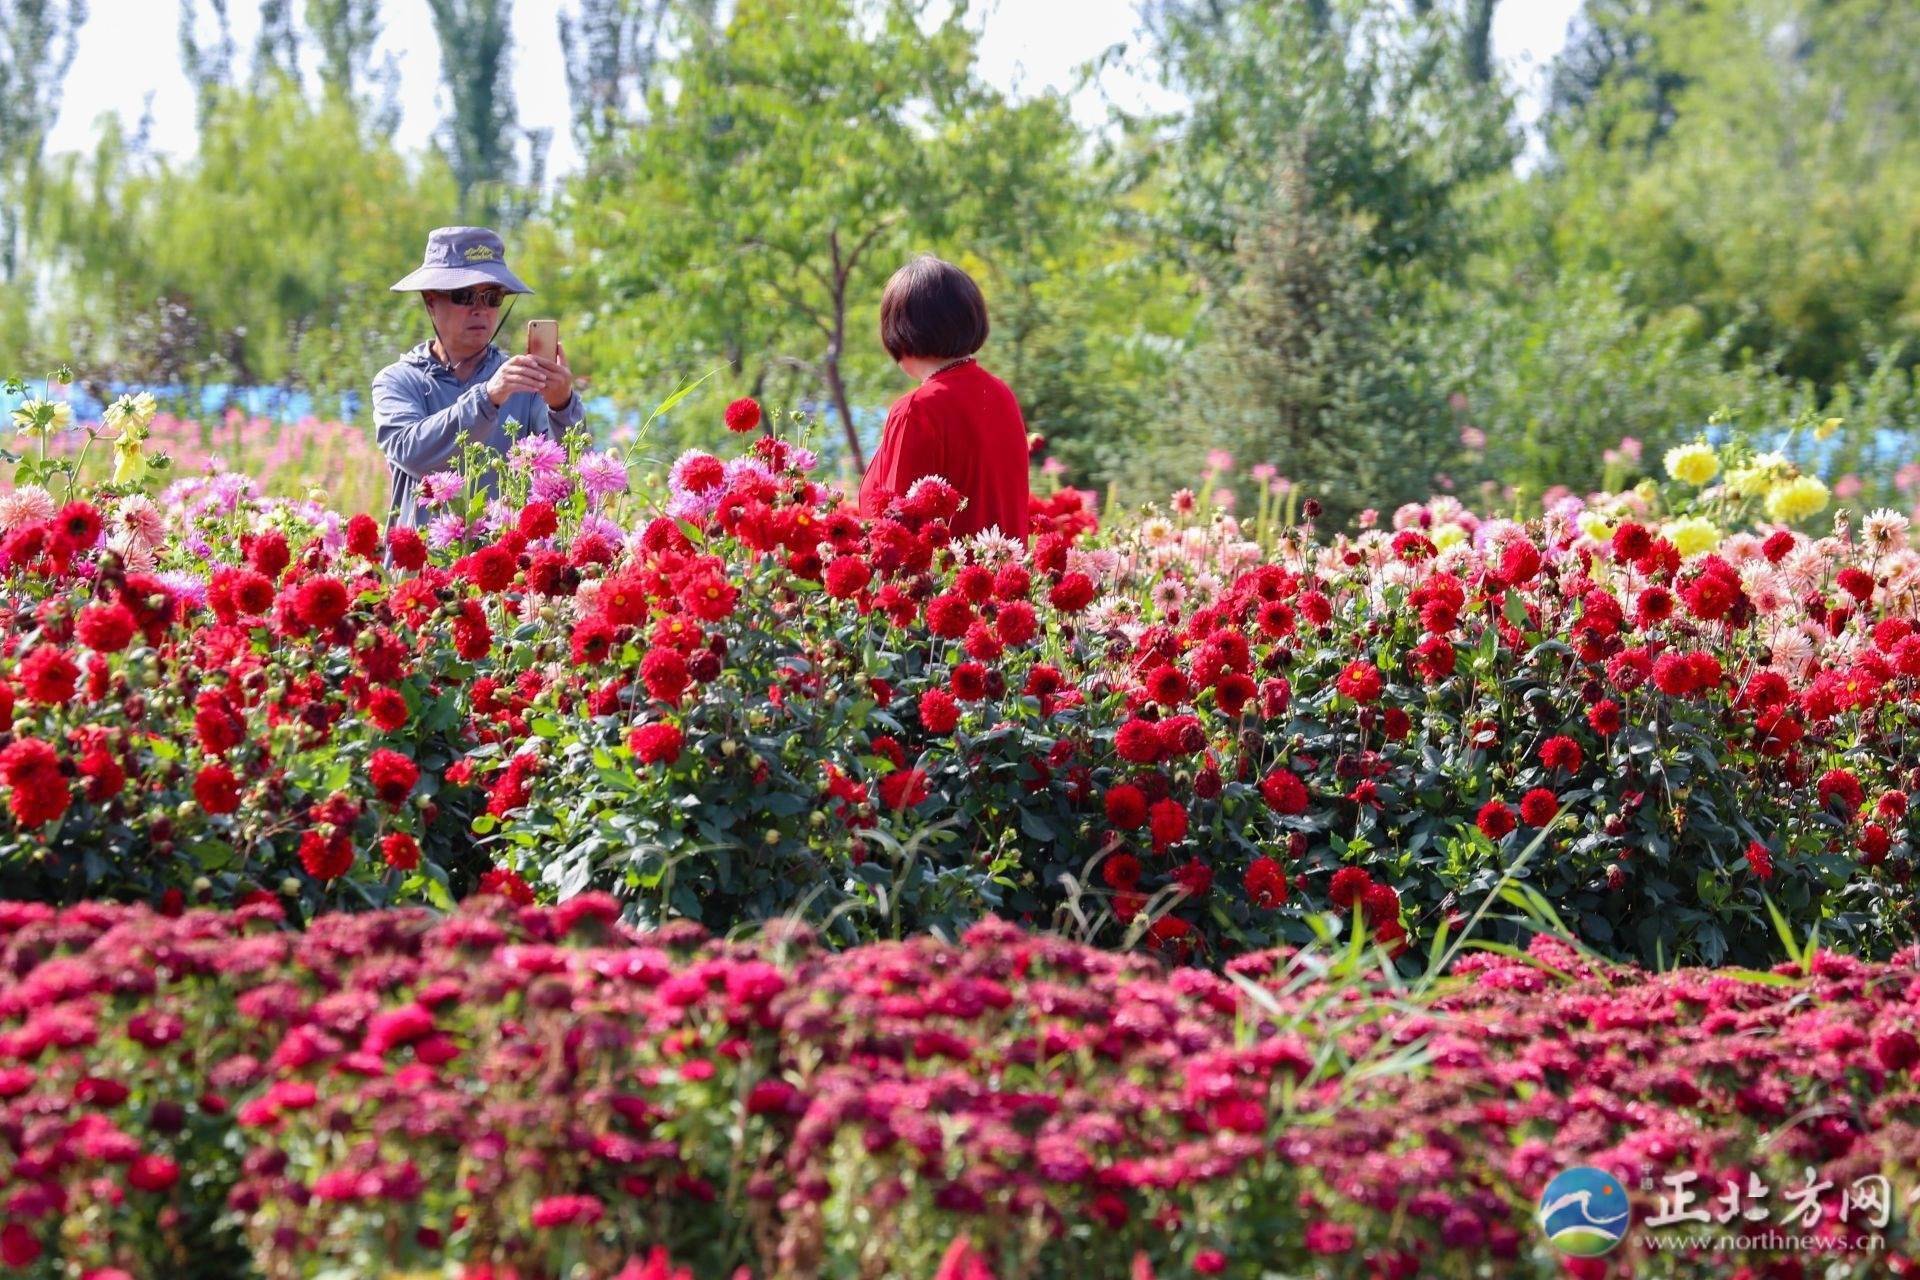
[[644, 364, 727, 433]]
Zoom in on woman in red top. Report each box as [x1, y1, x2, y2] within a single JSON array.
[[858, 255, 1031, 540]]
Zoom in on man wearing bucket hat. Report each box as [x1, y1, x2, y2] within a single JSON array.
[[372, 226, 583, 528]]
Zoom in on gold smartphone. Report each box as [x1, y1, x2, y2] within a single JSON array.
[[525, 319, 559, 360]]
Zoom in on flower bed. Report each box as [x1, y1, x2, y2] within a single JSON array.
[[0, 897, 1915, 1278], [1, 398, 1918, 964]]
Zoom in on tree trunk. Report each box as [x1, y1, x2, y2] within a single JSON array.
[[824, 230, 866, 472], [822, 344, 863, 473]]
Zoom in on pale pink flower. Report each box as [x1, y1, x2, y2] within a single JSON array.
[[1250, 463, 1276, 483], [1618, 436, 1642, 462], [1205, 448, 1234, 473], [0, 485, 56, 531], [1212, 487, 1236, 512]]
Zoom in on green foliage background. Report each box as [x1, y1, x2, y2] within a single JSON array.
[[5, 0, 1920, 516]]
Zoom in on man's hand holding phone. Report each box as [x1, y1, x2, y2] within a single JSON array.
[[532, 343, 573, 409], [484, 355, 549, 407]]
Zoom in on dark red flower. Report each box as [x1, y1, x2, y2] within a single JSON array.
[[381, 832, 421, 871], [1519, 788, 1559, 827], [1329, 866, 1373, 909], [18, 645, 79, 703], [1048, 573, 1095, 613], [369, 749, 420, 806], [628, 722, 685, 766], [1260, 768, 1309, 816], [75, 603, 137, 654], [194, 763, 241, 815], [298, 830, 355, 881], [293, 576, 351, 629], [724, 398, 762, 433], [1334, 660, 1383, 704], [1539, 736, 1582, 773], [920, 689, 960, 734], [879, 768, 929, 811], [1105, 784, 1148, 830], [345, 513, 381, 559], [0, 738, 68, 827], [1476, 800, 1515, 840], [1244, 856, 1289, 908], [641, 648, 691, 704]]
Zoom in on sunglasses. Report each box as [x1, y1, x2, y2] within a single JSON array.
[[442, 286, 507, 308]]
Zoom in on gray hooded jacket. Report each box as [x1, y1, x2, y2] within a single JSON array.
[[372, 341, 585, 527]]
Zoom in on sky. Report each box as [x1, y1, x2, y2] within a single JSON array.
[[47, 0, 1582, 175]]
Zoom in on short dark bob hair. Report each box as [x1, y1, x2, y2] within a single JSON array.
[[879, 254, 989, 361]]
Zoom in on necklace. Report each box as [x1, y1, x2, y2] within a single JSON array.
[[932, 355, 976, 375]]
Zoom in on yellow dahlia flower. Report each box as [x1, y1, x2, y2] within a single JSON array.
[[1665, 516, 1721, 556], [1664, 441, 1719, 487], [1764, 475, 1831, 523]]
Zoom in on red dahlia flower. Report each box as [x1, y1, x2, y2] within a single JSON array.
[[479, 867, 535, 904], [823, 556, 871, 598], [1149, 800, 1189, 851], [1115, 719, 1163, 765], [1859, 823, 1892, 865], [56, 500, 102, 548], [1048, 572, 1095, 613], [628, 722, 684, 766], [1146, 665, 1188, 706], [127, 1154, 180, 1193], [381, 832, 421, 871], [292, 576, 351, 629], [1539, 736, 1583, 773], [0, 738, 68, 827], [388, 525, 427, 571], [531, 1194, 604, 1228], [1334, 660, 1383, 704], [1519, 788, 1559, 827], [571, 615, 616, 666], [640, 648, 691, 704], [369, 749, 420, 805], [879, 768, 929, 810], [1817, 768, 1864, 816], [1744, 840, 1773, 881], [1329, 866, 1373, 909], [75, 602, 137, 654], [1105, 784, 1148, 830], [193, 763, 241, 815], [517, 502, 559, 541], [919, 689, 960, 734], [1466, 802, 1512, 840], [925, 593, 974, 638], [1102, 851, 1142, 889], [723, 398, 762, 433], [1360, 881, 1400, 926], [345, 513, 381, 559], [1244, 856, 1288, 907], [366, 687, 409, 732], [1260, 768, 1309, 816], [950, 662, 987, 701], [18, 645, 79, 703], [298, 830, 355, 881]]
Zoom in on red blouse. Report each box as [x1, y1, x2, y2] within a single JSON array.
[[857, 360, 1032, 540]]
